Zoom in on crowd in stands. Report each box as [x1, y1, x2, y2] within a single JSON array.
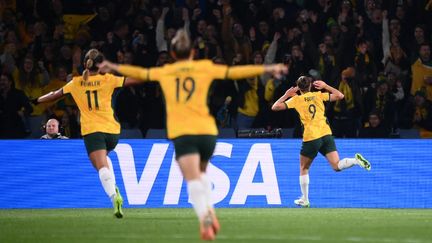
[[0, 0, 431, 139]]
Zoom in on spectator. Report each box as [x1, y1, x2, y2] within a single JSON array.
[[216, 96, 232, 128], [359, 111, 390, 138], [354, 39, 377, 90], [235, 51, 267, 129], [332, 67, 363, 138], [40, 118, 68, 139], [0, 0, 430, 138], [400, 90, 432, 138], [411, 43, 432, 99], [363, 77, 396, 132], [0, 73, 33, 138]]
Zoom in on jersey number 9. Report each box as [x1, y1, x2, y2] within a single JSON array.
[[176, 77, 195, 102], [308, 104, 316, 119]]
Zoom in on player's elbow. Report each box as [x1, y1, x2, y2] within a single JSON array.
[[336, 93, 344, 100], [271, 103, 284, 111]]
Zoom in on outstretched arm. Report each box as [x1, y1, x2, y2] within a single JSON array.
[[36, 88, 64, 104], [313, 80, 344, 101], [98, 61, 150, 82], [271, 86, 299, 111], [124, 77, 145, 86], [227, 64, 288, 80]]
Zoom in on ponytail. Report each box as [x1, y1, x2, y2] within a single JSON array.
[[82, 49, 104, 81]]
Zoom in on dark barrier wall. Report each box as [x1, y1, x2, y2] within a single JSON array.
[[0, 139, 431, 208]]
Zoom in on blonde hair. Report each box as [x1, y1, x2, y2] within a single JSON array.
[[82, 49, 104, 81], [171, 29, 192, 59]]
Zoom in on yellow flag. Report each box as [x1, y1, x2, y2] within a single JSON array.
[[63, 14, 96, 41]]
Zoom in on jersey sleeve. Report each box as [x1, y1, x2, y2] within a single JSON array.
[[149, 67, 165, 81], [118, 64, 150, 80], [319, 91, 330, 102], [226, 65, 265, 80], [109, 74, 125, 88], [62, 79, 74, 94], [208, 63, 229, 79], [284, 96, 298, 109]]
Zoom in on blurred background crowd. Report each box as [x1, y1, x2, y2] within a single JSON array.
[[0, 0, 431, 139]]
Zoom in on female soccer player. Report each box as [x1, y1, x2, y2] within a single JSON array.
[[35, 49, 141, 218], [272, 76, 371, 208], [98, 29, 287, 240]]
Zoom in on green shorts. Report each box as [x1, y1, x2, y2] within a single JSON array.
[[83, 132, 120, 154], [300, 135, 337, 159], [172, 135, 217, 161]]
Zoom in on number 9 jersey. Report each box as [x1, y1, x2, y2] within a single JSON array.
[[285, 91, 332, 142], [62, 73, 125, 136]]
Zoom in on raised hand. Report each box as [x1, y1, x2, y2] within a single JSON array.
[[284, 86, 299, 97], [313, 80, 327, 90], [268, 64, 288, 79], [273, 32, 281, 42], [97, 60, 117, 73]]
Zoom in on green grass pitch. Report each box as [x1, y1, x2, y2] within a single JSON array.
[[1, 208, 431, 243]]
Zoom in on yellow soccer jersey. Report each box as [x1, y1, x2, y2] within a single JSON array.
[[62, 73, 124, 136], [238, 78, 259, 117], [285, 91, 332, 141], [118, 59, 264, 139]]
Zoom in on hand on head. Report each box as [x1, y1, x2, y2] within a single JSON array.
[[313, 80, 327, 90], [285, 86, 299, 97]]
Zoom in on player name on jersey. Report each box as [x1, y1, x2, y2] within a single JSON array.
[[304, 96, 315, 102], [80, 80, 101, 87]]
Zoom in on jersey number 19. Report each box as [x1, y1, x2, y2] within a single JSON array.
[[176, 77, 195, 102]]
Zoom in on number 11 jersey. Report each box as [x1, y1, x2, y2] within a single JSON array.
[[62, 73, 124, 136], [285, 91, 332, 142]]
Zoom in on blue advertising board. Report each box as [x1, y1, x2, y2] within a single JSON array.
[[0, 139, 431, 208]]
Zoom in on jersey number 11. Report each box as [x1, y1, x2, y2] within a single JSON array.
[[85, 90, 99, 110]]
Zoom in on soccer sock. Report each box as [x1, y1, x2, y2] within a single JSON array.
[[201, 174, 214, 209], [98, 167, 116, 202], [337, 158, 357, 170], [187, 179, 208, 220], [299, 174, 309, 202]]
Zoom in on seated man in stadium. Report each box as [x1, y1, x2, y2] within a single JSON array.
[[40, 118, 69, 139]]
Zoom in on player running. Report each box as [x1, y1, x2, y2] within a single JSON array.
[[272, 76, 371, 208], [98, 29, 287, 240], [35, 49, 142, 218]]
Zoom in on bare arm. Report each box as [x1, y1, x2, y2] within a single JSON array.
[[261, 32, 280, 84], [313, 80, 344, 101], [271, 86, 299, 111], [37, 88, 64, 103], [98, 61, 149, 81], [156, 7, 169, 52], [124, 77, 146, 86]]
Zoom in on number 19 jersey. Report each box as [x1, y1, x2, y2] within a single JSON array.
[[62, 73, 124, 136], [285, 91, 332, 141], [149, 60, 228, 139]]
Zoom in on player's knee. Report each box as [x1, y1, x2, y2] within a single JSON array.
[[332, 164, 341, 172]]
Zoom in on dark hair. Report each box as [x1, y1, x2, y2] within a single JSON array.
[[296, 75, 311, 92], [0, 72, 15, 88], [82, 49, 104, 81], [356, 38, 367, 46], [171, 29, 192, 59]]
